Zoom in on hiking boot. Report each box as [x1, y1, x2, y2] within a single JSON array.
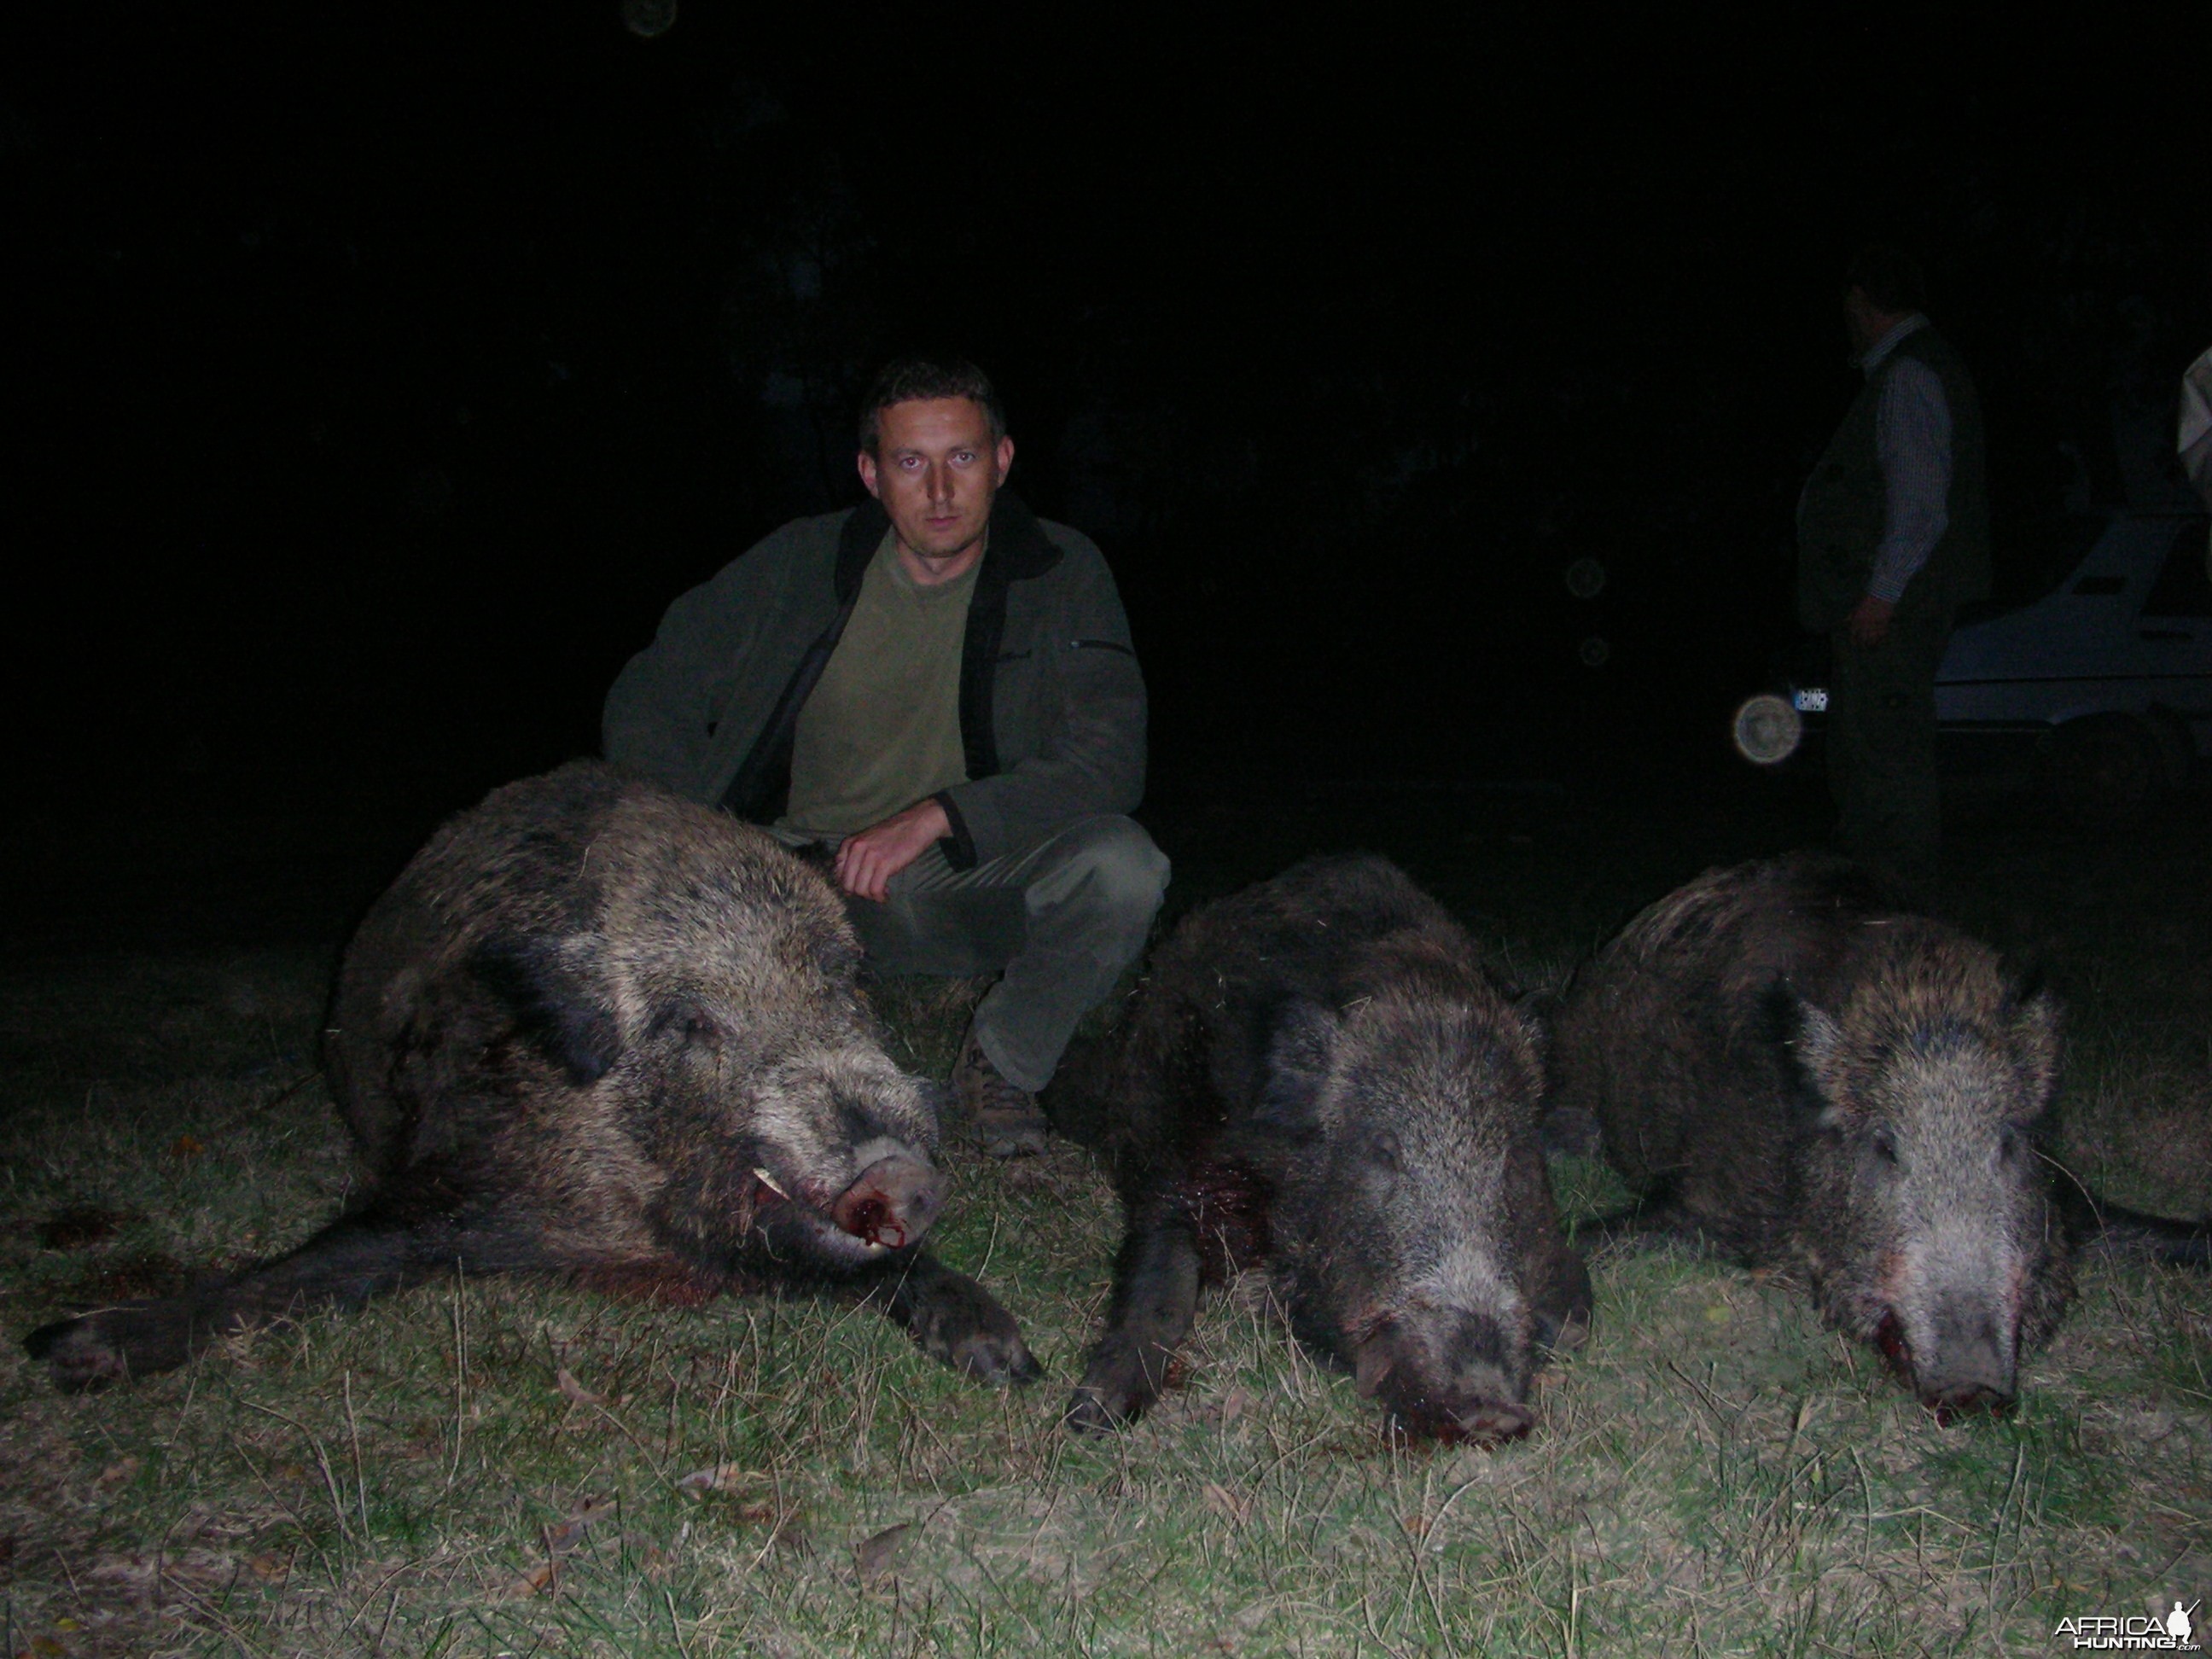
[[952, 1023, 1049, 1158]]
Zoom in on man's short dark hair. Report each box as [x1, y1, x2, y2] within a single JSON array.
[[1844, 244, 1929, 315], [859, 357, 1008, 453]]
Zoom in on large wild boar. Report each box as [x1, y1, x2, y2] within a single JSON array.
[[1548, 851, 2070, 1416], [1057, 854, 1592, 1441], [27, 760, 1039, 1391]]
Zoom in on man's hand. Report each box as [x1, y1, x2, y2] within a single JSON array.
[[834, 799, 951, 902], [1847, 593, 1895, 649]]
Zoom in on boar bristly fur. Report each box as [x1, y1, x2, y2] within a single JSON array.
[[27, 761, 1039, 1392], [1550, 852, 2069, 1416], [1058, 854, 1591, 1441]]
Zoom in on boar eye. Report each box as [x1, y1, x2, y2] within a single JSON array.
[[1997, 1125, 2024, 1163], [1366, 1128, 1403, 1173], [1869, 1125, 1899, 1166]]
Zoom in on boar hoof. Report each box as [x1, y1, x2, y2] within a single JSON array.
[[946, 1326, 1043, 1387], [1534, 1298, 1592, 1356], [1063, 1384, 1138, 1435], [26, 1313, 142, 1394], [1065, 1339, 1175, 1432], [888, 1260, 1040, 1386], [26, 1320, 125, 1393]]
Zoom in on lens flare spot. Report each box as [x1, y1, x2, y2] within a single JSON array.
[[1732, 694, 1802, 765]]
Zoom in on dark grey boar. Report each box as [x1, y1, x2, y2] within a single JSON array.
[[1057, 854, 1592, 1441], [1548, 852, 2068, 1416], [27, 760, 1039, 1391]]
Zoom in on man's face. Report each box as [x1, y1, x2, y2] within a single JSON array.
[[857, 397, 1015, 568], [1842, 286, 1884, 356]]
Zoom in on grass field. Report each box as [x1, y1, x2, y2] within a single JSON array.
[[1, 770, 2206, 1656]]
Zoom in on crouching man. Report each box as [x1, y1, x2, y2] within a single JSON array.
[[604, 357, 1167, 1155]]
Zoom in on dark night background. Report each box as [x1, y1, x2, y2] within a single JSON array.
[[4, 4, 2207, 938]]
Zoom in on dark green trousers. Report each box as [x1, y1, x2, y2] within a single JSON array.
[[1827, 610, 1950, 902], [836, 816, 1169, 1092]]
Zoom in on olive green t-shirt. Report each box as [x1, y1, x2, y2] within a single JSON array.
[[778, 533, 976, 840]]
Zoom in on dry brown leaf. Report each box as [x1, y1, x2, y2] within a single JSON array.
[[554, 1367, 604, 1406], [498, 1560, 557, 1600], [169, 1134, 205, 1160], [247, 1551, 290, 1581], [544, 1493, 614, 1554], [854, 1522, 911, 1586], [1201, 1481, 1250, 1524], [674, 1463, 760, 1494], [87, 1549, 238, 1592]]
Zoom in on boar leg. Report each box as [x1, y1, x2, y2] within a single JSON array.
[[864, 1248, 1042, 1386], [2058, 1185, 2212, 1267], [1505, 1139, 1594, 1352], [1066, 1194, 1202, 1432], [1528, 1241, 1595, 1353], [26, 1182, 538, 1392]]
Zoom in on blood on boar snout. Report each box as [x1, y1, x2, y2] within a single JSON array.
[[1353, 1304, 1538, 1443], [830, 1147, 944, 1250]]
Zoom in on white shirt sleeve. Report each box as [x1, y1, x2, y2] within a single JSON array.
[[1866, 356, 1953, 603], [2180, 346, 2212, 502]]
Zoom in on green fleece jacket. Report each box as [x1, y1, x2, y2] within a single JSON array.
[[602, 494, 1146, 870]]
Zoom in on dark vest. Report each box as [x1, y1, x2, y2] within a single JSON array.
[[1797, 323, 1989, 632]]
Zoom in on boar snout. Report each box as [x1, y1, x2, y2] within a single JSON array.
[[1353, 1311, 1534, 1445], [1876, 1305, 2018, 1423], [830, 1151, 944, 1250]]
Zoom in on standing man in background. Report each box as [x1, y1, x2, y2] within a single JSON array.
[[605, 357, 1167, 1156], [1797, 246, 1988, 903]]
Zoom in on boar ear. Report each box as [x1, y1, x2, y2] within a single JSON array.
[[2008, 979, 2063, 1107], [1765, 980, 1845, 1126], [1513, 987, 1556, 1067], [469, 935, 622, 1086], [1256, 997, 1338, 1130]]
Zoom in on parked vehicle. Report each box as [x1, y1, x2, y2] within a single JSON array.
[[1780, 510, 2211, 816]]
